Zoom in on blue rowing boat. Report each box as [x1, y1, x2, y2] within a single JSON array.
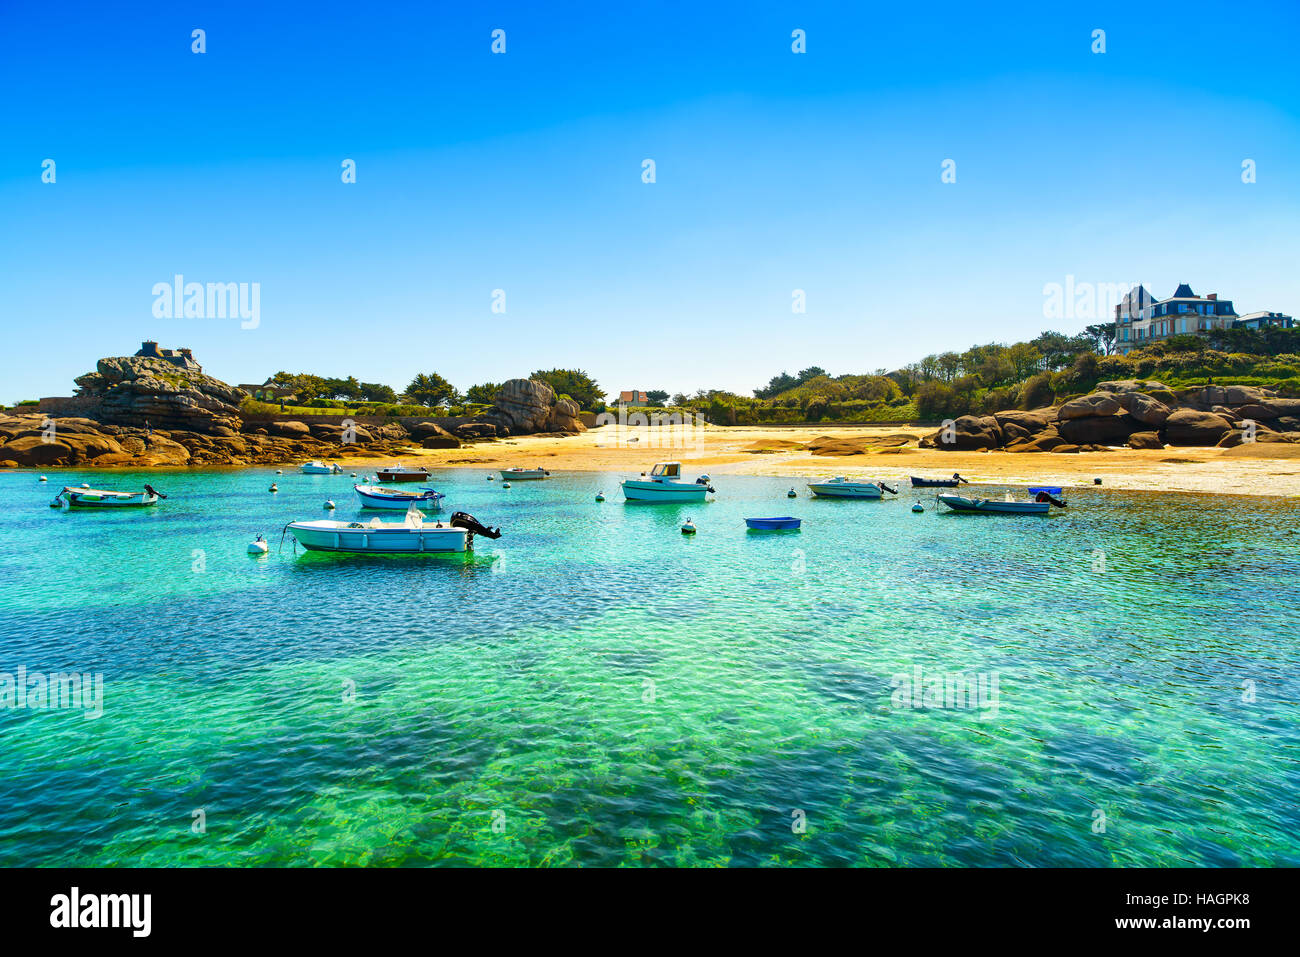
[[745, 517, 802, 530]]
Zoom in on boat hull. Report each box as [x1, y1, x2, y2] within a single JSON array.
[[63, 489, 158, 508], [376, 470, 430, 483], [353, 485, 443, 510], [911, 476, 961, 488], [807, 483, 882, 499], [500, 469, 548, 480], [621, 480, 708, 502], [745, 517, 801, 530], [936, 494, 1049, 515], [287, 520, 468, 553]]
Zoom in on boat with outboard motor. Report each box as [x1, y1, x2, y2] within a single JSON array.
[[375, 465, 431, 483], [301, 461, 343, 474], [284, 504, 501, 553], [500, 467, 550, 480], [621, 462, 715, 502], [911, 473, 968, 488], [806, 477, 899, 499], [936, 486, 1067, 515], [56, 485, 166, 508], [353, 484, 444, 510]]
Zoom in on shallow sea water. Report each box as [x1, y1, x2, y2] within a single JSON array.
[[0, 468, 1297, 866]]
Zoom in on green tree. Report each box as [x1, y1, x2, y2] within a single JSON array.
[[645, 390, 669, 407], [464, 382, 501, 405], [530, 369, 602, 411], [404, 372, 460, 407]]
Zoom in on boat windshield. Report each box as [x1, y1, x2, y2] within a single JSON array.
[[650, 463, 681, 479]]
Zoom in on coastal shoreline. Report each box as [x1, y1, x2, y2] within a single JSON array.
[[14, 424, 1300, 499]]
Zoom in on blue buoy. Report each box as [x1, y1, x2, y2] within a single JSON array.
[[595, 493, 605, 502], [787, 488, 797, 498], [912, 503, 924, 513], [502, 482, 511, 489]]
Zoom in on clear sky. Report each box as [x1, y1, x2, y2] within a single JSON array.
[[3, 0, 1298, 403]]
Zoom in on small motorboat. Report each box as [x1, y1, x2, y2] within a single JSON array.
[[806, 478, 897, 499], [301, 461, 343, 475], [285, 506, 501, 553], [57, 485, 165, 508], [354, 484, 444, 510], [745, 517, 801, 531], [375, 465, 431, 483], [500, 467, 550, 480], [937, 487, 1066, 515], [911, 473, 968, 488], [622, 462, 715, 502]]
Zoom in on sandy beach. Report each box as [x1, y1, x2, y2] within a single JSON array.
[[341, 424, 1300, 498]]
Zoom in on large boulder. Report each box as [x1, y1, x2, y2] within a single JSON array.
[[1127, 431, 1164, 450], [1233, 403, 1279, 421], [0, 434, 72, 465], [1163, 409, 1233, 446], [268, 420, 310, 438], [1057, 393, 1121, 420], [453, 422, 499, 441], [929, 415, 1002, 451], [1095, 379, 1170, 395], [993, 409, 1054, 443], [1007, 429, 1067, 452], [1117, 392, 1172, 427], [488, 379, 587, 435], [1058, 413, 1139, 446]]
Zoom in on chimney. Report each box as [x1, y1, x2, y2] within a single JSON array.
[[1207, 293, 1217, 300]]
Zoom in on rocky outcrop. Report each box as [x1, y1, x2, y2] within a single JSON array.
[[487, 379, 586, 435], [924, 378, 1300, 452], [0, 412, 422, 469], [73, 356, 246, 433]]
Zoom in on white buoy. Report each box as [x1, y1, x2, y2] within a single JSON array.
[[80, 483, 90, 488], [912, 503, 924, 513], [248, 535, 269, 555], [787, 488, 796, 498], [350, 472, 357, 477], [269, 483, 278, 492], [487, 475, 494, 481], [38, 475, 47, 482], [595, 492, 605, 502], [275, 470, 282, 475], [502, 482, 512, 489], [681, 519, 697, 535], [324, 500, 336, 510]]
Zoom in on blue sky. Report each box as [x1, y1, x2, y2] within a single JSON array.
[[3, 0, 1299, 402]]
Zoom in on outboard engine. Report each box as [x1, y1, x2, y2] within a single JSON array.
[[143, 484, 167, 499], [879, 482, 899, 495], [450, 511, 503, 544], [1034, 491, 1067, 508]]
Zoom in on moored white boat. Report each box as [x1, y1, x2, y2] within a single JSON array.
[[285, 506, 501, 553], [621, 462, 714, 502], [500, 467, 550, 480], [58, 485, 164, 508], [807, 477, 897, 499], [936, 487, 1066, 515], [300, 461, 343, 474], [354, 484, 444, 510]]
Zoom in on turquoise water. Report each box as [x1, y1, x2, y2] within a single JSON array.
[[1, 468, 1298, 867]]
